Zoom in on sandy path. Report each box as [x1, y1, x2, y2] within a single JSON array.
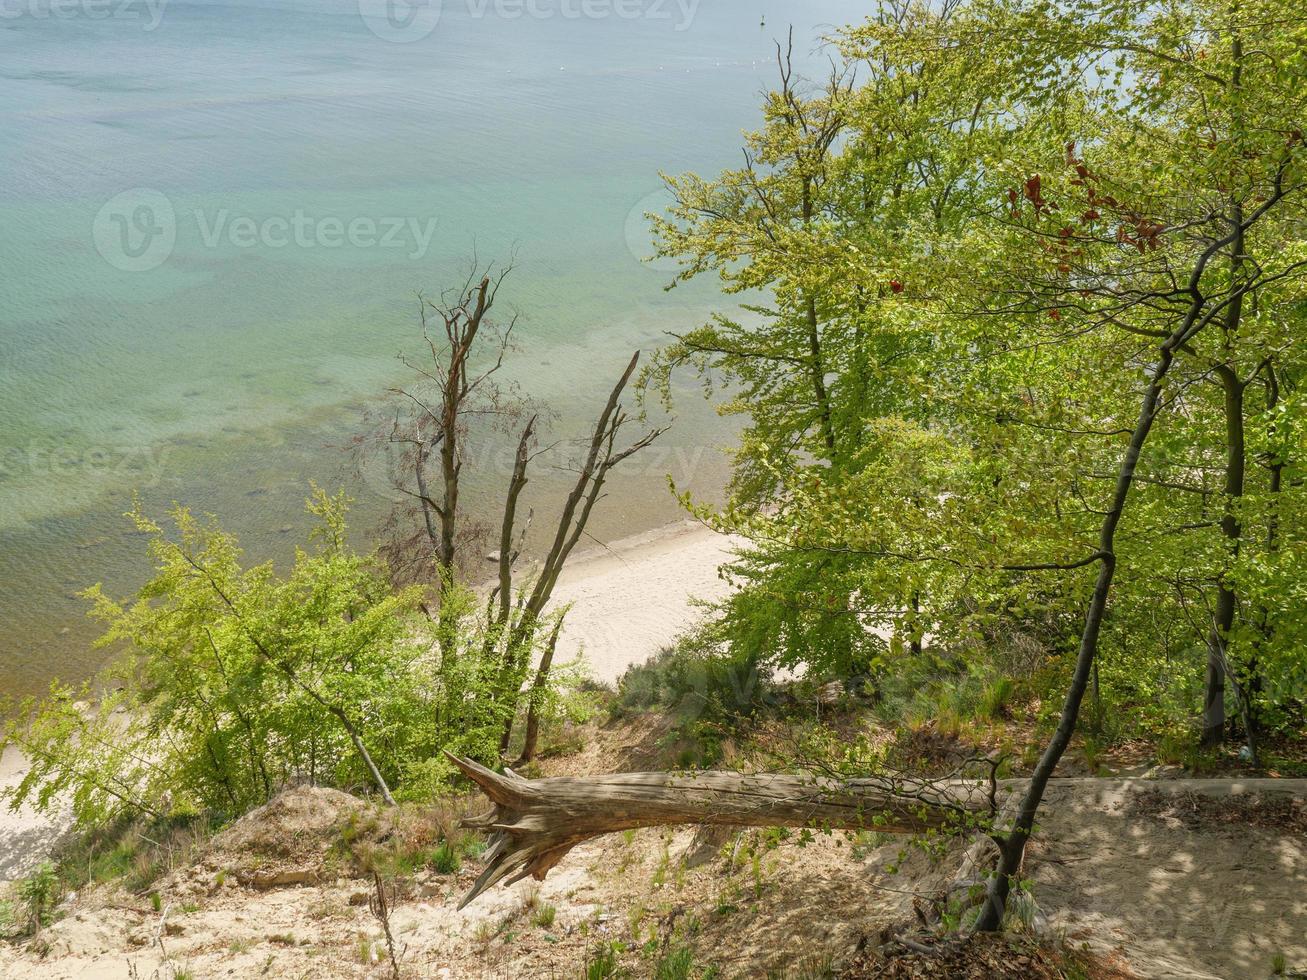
[[1030, 777, 1307, 979]]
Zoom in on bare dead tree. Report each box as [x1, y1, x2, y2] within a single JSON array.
[[370, 870, 403, 980], [489, 350, 665, 754], [372, 262, 528, 602], [359, 262, 664, 758], [517, 613, 566, 765]]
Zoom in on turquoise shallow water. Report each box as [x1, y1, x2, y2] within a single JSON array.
[[0, 0, 865, 697]]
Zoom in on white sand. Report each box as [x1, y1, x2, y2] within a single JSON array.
[[0, 520, 740, 880], [1, 745, 72, 882], [544, 520, 740, 685]]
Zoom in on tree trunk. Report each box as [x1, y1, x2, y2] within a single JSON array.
[[971, 147, 1288, 927], [517, 615, 566, 765], [1202, 245, 1248, 748], [1201, 25, 1252, 750], [447, 753, 986, 908], [495, 351, 662, 751]]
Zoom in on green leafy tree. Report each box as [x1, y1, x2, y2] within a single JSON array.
[[648, 0, 1307, 930], [2, 489, 527, 825]]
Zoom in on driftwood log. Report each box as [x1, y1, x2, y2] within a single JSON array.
[[446, 753, 991, 907]]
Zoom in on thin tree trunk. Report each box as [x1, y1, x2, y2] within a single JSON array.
[[517, 615, 566, 765], [1202, 241, 1248, 748], [971, 162, 1284, 927], [972, 351, 1172, 930], [493, 418, 536, 627], [496, 352, 661, 751], [806, 290, 836, 456], [336, 709, 397, 807], [799, 173, 836, 458], [1247, 363, 1285, 737]]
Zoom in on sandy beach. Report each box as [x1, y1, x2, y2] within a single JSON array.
[[0, 520, 739, 881], [545, 520, 740, 684], [0, 745, 71, 883]]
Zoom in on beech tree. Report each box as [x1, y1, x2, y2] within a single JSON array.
[[643, 0, 1307, 931]]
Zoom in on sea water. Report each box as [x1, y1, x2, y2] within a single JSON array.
[[0, 0, 865, 696]]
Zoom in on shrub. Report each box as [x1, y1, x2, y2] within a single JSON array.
[[532, 903, 557, 928], [0, 489, 582, 837], [16, 861, 59, 935], [430, 840, 461, 875], [979, 677, 1015, 719]]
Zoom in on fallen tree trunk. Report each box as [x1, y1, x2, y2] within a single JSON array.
[[447, 753, 991, 907]]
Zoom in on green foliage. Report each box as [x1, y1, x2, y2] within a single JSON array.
[[644, 0, 1307, 751], [653, 945, 697, 980], [583, 940, 624, 979], [532, 903, 557, 929], [15, 861, 59, 935], [429, 840, 461, 875], [979, 678, 1015, 721], [2, 489, 425, 823], [612, 637, 771, 763], [1, 488, 581, 834], [765, 952, 835, 980]]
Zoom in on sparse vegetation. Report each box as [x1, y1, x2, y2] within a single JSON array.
[[429, 840, 461, 875], [532, 903, 557, 929], [653, 944, 696, 980], [14, 861, 59, 936], [583, 940, 624, 980]]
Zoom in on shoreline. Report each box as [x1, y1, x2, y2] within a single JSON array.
[[0, 518, 740, 881]]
